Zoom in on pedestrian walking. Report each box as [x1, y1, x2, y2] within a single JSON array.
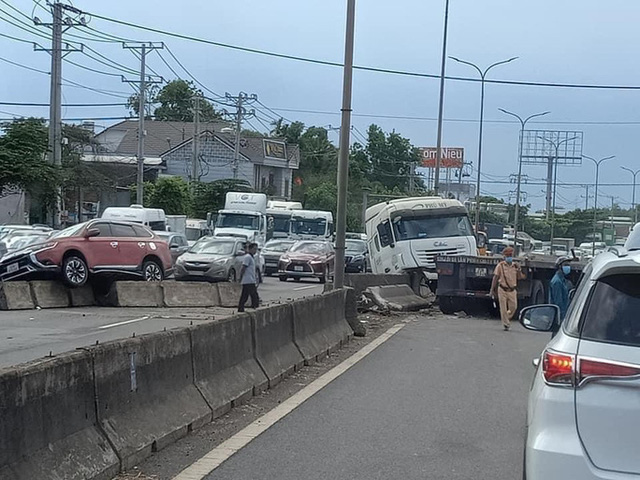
[[549, 256, 572, 322], [237, 242, 259, 312], [490, 246, 525, 331]]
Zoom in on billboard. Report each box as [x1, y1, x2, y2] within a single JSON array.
[[420, 147, 464, 168], [263, 139, 287, 160]]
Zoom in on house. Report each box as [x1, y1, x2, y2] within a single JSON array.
[[90, 120, 300, 198]]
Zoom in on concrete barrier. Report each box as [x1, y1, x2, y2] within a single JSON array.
[[162, 281, 220, 307], [251, 304, 304, 387], [344, 287, 366, 336], [106, 281, 164, 308], [30, 280, 70, 308], [324, 273, 411, 297], [0, 281, 34, 310], [217, 282, 242, 308], [191, 314, 268, 418], [363, 284, 431, 311], [90, 329, 211, 469], [0, 352, 119, 480], [70, 284, 96, 307], [292, 290, 353, 364]]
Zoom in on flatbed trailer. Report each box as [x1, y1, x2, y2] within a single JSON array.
[[435, 254, 585, 315]]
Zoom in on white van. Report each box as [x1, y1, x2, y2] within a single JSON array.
[[101, 205, 167, 231]]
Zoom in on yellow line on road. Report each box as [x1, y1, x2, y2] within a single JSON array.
[[172, 323, 406, 480]]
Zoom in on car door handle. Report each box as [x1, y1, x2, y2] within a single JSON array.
[[110, 242, 118, 248]]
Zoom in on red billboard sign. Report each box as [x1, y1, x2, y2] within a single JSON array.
[[420, 147, 464, 168]]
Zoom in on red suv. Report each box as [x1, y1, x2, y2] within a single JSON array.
[[0, 220, 173, 287]]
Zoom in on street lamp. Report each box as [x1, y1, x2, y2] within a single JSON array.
[[584, 155, 615, 256], [449, 55, 518, 234], [498, 108, 550, 254], [621, 166, 640, 224], [537, 135, 578, 247]]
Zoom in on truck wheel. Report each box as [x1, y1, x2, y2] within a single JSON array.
[[529, 280, 545, 306], [439, 296, 459, 315]]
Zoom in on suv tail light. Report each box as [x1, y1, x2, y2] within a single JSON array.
[[543, 350, 575, 385], [542, 349, 640, 387]]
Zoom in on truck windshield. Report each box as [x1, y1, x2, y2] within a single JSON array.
[[291, 217, 327, 236], [392, 214, 473, 241], [270, 215, 290, 235], [185, 228, 203, 241], [148, 220, 166, 231], [216, 213, 259, 230]]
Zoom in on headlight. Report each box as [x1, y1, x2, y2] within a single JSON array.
[[34, 242, 58, 253], [352, 255, 364, 262], [213, 258, 230, 265], [281, 255, 290, 263], [310, 259, 323, 264], [176, 256, 185, 265]]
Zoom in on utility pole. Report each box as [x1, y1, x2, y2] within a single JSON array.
[[192, 95, 201, 183], [222, 92, 257, 180], [333, 0, 356, 290], [434, 0, 450, 195], [584, 155, 615, 256], [35, 2, 83, 227], [584, 184, 590, 210], [122, 43, 164, 205], [621, 166, 640, 224]]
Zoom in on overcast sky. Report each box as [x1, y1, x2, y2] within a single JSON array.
[[2, 0, 640, 211]]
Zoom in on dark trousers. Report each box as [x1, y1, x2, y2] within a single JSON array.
[[238, 283, 259, 312]]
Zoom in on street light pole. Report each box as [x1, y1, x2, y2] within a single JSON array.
[[584, 155, 615, 256], [433, 0, 450, 195], [498, 109, 550, 254], [450, 56, 518, 234], [621, 166, 640, 224]]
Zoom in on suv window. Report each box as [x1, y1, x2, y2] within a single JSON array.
[[92, 223, 112, 237], [581, 274, 640, 347], [111, 224, 137, 237], [132, 224, 153, 238], [563, 263, 593, 336]]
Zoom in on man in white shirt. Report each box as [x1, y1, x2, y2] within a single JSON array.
[[237, 242, 259, 312]]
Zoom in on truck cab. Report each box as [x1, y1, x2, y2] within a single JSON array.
[[214, 192, 268, 247], [365, 197, 477, 289], [290, 210, 334, 241]]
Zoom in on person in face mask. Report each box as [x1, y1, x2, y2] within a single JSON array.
[[490, 246, 525, 331], [549, 256, 572, 322]]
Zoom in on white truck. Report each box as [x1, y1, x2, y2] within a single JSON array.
[[214, 192, 268, 247], [101, 205, 167, 231], [289, 210, 334, 241], [185, 218, 211, 245], [364, 197, 477, 292], [266, 200, 303, 210], [166, 215, 187, 234]]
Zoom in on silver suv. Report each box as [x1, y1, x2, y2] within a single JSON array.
[[520, 246, 640, 479]]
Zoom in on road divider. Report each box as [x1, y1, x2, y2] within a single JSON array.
[[324, 273, 412, 298], [363, 285, 432, 311], [30, 280, 70, 309], [0, 290, 354, 479], [0, 281, 34, 310]]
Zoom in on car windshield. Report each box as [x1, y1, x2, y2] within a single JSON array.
[[291, 242, 326, 254], [391, 214, 473, 241], [265, 240, 294, 252], [52, 222, 87, 238], [189, 240, 235, 255], [291, 217, 327, 236], [346, 240, 366, 253], [216, 213, 259, 230]]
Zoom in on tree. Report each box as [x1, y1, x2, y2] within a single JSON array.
[[131, 177, 192, 214], [0, 118, 57, 198], [191, 179, 252, 219], [128, 80, 222, 122]]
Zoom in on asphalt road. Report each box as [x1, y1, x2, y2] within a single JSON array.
[[0, 277, 323, 368], [202, 314, 549, 480]]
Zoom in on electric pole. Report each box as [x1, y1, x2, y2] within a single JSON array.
[[122, 43, 164, 204], [434, 0, 450, 195], [192, 95, 201, 183], [222, 92, 257, 179], [35, 2, 83, 227]]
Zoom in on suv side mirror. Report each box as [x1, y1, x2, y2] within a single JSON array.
[[520, 304, 559, 332], [85, 228, 100, 238]]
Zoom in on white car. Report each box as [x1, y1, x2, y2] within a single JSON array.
[[520, 246, 640, 479]]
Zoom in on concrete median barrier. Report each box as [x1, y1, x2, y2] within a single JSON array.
[[29, 280, 70, 308], [90, 329, 211, 470], [70, 284, 96, 307], [292, 290, 353, 364], [217, 282, 242, 308], [191, 314, 268, 418], [251, 304, 304, 388], [162, 281, 220, 307], [106, 281, 164, 308], [324, 273, 411, 298], [0, 281, 34, 310], [0, 352, 119, 480], [363, 284, 431, 311]]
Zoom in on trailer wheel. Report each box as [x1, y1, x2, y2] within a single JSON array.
[[439, 296, 462, 315], [529, 280, 545, 306]]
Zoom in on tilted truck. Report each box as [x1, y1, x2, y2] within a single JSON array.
[[435, 253, 584, 315], [364, 197, 478, 293]]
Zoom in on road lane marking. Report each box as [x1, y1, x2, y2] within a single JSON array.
[[172, 323, 406, 480], [97, 316, 151, 330], [293, 285, 318, 291]]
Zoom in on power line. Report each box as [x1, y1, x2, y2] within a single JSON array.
[[0, 101, 126, 107], [82, 9, 640, 91], [163, 45, 223, 98]]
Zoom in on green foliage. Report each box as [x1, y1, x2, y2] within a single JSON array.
[[0, 118, 57, 198], [128, 80, 221, 122], [191, 179, 253, 219], [131, 177, 192, 215]]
